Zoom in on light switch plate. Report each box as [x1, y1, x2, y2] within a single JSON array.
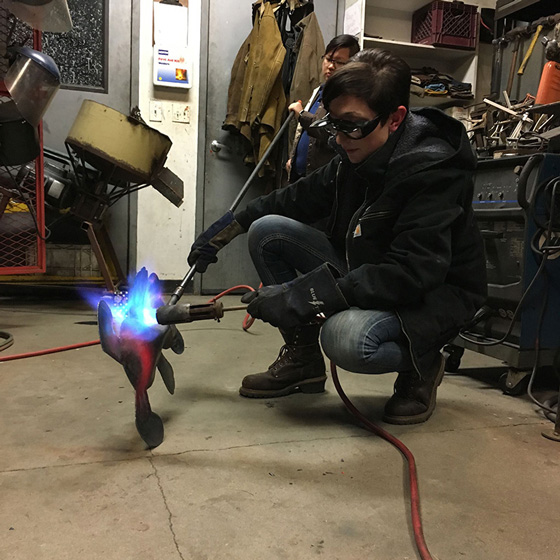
[[149, 100, 163, 122], [172, 103, 190, 123]]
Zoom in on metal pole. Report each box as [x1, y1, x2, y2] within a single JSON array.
[[229, 112, 294, 212], [168, 112, 295, 305]]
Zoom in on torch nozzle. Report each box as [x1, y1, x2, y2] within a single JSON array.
[[156, 301, 247, 325]]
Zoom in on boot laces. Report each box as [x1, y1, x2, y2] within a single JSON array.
[[269, 344, 295, 374]]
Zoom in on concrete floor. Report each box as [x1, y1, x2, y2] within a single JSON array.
[[1, 293, 559, 560]]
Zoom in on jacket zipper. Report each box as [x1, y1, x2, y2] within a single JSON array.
[[329, 162, 344, 264], [341, 169, 420, 376], [359, 209, 394, 221], [345, 183, 370, 271], [396, 310, 422, 377]]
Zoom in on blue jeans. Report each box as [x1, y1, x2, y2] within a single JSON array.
[[247, 215, 413, 374]]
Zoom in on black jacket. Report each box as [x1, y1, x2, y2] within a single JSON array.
[[235, 108, 487, 374]]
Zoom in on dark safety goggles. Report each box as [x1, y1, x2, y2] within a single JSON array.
[[309, 113, 381, 139]]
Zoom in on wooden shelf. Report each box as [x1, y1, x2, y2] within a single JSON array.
[[410, 95, 474, 109]]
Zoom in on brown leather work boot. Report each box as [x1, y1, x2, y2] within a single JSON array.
[[239, 324, 327, 398], [382, 353, 445, 425]]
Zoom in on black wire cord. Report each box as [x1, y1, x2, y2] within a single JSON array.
[[0, 331, 14, 353], [458, 253, 548, 347]]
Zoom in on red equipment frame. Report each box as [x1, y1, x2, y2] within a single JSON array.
[[0, 27, 46, 275]]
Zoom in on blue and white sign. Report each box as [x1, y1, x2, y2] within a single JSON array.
[[153, 46, 192, 89], [152, 2, 191, 89]]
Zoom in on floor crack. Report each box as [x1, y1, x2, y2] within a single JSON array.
[[149, 455, 185, 560], [0, 420, 550, 475]]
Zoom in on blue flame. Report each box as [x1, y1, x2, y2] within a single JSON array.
[[87, 267, 164, 339], [113, 267, 162, 336]]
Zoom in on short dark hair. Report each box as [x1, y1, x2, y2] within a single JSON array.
[[324, 34, 360, 58], [322, 49, 411, 123]]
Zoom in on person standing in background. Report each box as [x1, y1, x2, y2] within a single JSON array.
[[286, 34, 360, 182]]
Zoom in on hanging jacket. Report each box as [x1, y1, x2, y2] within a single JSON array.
[[223, 2, 287, 174], [235, 108, 487, 375], [289, 12, 324, 113], [287, 11, 324, 154]]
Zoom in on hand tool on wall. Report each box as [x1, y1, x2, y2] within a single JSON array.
[[491, 36, 508, 99], [518, 24, 544, 77], [503, 15, 560, 98], [516, 14, 560, 79], [543, 22, 560, 62], [506, 35, 521, 97]]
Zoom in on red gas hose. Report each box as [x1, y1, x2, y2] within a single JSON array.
[[206, 283, 257, 330], [0, 339, 100, 362], [330, 360, 434, 560], [0, 285, 256, 362], [2, 286, 434, 559]]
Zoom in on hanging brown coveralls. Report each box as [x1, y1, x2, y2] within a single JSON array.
[[223, 2, 287, 174]]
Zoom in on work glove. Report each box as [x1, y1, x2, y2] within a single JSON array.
[[241, 263, 349, 330], [187, 210, 245, 272]]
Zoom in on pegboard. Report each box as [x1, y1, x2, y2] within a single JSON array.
[[42, 0, 107, 91], [8, 0, 107, 91]]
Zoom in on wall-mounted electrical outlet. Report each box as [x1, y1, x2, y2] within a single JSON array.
[[172, 104, 190, 123], [149, 100, 163, 122]]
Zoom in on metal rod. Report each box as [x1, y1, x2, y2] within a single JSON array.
[[222, 305, 248, 312], [168, 265, 197, 305], [168, 112, 295, 305], [229, 112, 294, 212]]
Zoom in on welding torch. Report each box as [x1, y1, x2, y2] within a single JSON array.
[[156, 300, 247, 325], [167, 111, 295, 306]]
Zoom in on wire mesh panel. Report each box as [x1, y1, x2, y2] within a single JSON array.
[[0, 10, 45, 274], [0, 158, 43, 270], [0, 10, 9, 81]]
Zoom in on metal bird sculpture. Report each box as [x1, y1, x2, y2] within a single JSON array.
[[97, 268, 184, 448]]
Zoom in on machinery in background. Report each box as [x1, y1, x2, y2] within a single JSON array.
[[43, 99, 184, 292], [0, 0, 72, 274], [2, 98, 185, 289], [448, 153, 560, 395], [0, 37, 61, 274], [455, 3, 560, 403]]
